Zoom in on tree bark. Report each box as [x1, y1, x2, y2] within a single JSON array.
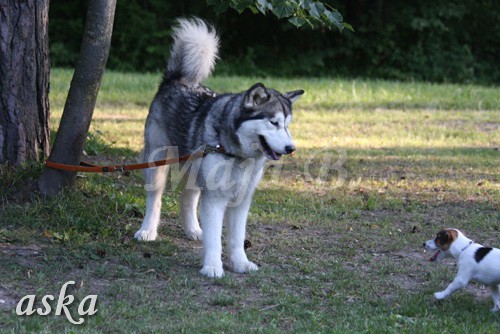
[[0, 0, 50, 165], [37, 0, 117, 195]]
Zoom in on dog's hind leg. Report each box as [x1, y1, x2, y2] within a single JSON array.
[[180, 188, 202, 240], [135, 164, 169, 241], [135, 119, 172, 241], [491, 284, 500, 312]]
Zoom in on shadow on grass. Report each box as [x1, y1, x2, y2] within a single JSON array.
[[1, 143, 497, 244], [0, 130, 138, 201], [49, 129, 137, 158]]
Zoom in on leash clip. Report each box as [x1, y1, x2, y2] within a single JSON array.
[[204, 145, 222, 155]]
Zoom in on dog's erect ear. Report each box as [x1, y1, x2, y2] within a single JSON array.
[[284, 90, 304, 104], [244, 83, 269, 108]]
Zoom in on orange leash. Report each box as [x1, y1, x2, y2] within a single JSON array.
[[44, 145, 226, 173]]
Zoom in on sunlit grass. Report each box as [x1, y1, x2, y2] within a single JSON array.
[[50, 68, 499, 152]]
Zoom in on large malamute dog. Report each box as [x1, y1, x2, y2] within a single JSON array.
[[134, 18, 304, 277]]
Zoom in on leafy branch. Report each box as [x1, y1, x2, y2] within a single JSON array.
[[206, 0, 353, 32]]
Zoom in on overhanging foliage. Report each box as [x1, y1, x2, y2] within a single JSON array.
[[206, 0, 353, 31]]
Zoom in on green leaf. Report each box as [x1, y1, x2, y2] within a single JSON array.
[[308, 2, 326, 20], [256, 2, 266, 13], [273, 4, 295, 19], [325, 9, 344, 32], [342, 22, 355, 32], [289, 16, 306, 27], [212, 3, 229, 15], [232, 2, 252, 13], [256, 0, 274, 13], [248, 6, 259, 14], [257, 0, 270, 10], [328, 9, 343, 23]]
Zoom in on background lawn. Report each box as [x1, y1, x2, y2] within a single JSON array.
[[0, 69, 499, 333]]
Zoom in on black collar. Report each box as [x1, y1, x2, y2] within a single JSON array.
[[460, 241, 474, 253]]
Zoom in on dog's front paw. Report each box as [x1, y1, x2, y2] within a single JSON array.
[[232, 260, 259, 274], [434, 291, 447, 300], [184, 227, 203, 241], [200, 265, 224, 278], [134, 229, 158, 241]]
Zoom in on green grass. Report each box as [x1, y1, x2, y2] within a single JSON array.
[[1, 69, 499, 333]]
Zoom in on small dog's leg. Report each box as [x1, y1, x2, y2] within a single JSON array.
[[180, 188, 202, 240], [491, 284, 500, 312], [199, 194, 227, 278], [434, 276, 470, 300], [135, 165, 168, 241], [226, 197, 258, 274]]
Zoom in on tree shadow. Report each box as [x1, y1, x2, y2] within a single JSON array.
[[50, 129, 138, 159]]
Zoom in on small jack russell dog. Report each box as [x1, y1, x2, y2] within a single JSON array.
[[424, 228, 500, 312]]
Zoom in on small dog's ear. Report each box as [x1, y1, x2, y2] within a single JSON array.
[[436, 230, 449, 245], [244, 83, 269, 108], [284, 90, 304, 104]]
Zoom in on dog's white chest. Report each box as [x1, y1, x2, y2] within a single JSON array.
[[198, 155, 265, 200]]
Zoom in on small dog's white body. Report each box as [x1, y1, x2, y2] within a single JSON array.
[[425, 228, 500, 312]]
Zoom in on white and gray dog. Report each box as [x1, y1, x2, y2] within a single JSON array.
[[134, 18, 304, 277]]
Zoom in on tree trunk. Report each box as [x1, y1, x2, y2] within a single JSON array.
[[0, 0, 50, 165], [37, 0, 117, 195]]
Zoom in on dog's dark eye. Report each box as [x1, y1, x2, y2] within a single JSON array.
[[270, 121, 279, 127]]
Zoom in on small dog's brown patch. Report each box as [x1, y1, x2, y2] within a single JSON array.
[[434, 229, 458, 251]]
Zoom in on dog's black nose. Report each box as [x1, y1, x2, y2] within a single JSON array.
[[285, 145, 296, 154]]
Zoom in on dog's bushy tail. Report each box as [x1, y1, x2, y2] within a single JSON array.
[[166, 18, 219, 87]]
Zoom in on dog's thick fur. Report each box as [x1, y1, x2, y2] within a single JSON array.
[[424, 228, 500, 311], [134, 18, 304, 277]]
